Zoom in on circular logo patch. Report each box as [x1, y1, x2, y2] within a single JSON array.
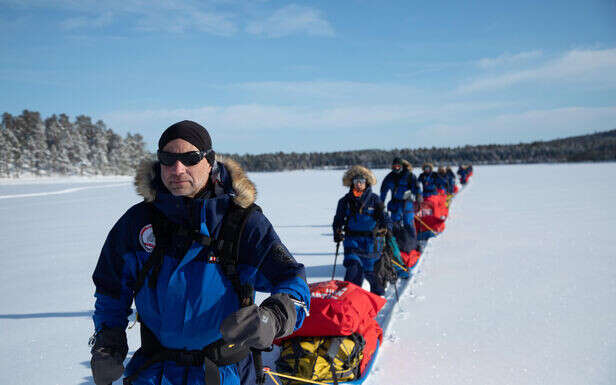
[[139, 224, 156, 253]]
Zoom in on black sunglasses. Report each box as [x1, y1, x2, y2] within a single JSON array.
[[157, 150, 210, 166]]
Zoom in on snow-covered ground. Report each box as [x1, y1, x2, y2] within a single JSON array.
[[1, 163, 615, 385]]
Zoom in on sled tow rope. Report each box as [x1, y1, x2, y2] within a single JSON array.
[[391, 258, 408, 272], [414, 215, 440, 236], [263, 367, 334, 385]]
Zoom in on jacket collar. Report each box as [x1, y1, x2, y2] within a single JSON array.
[[134, 155, 257, 229]]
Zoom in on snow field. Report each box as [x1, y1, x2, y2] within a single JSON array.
[[0, 163, 615, 384]]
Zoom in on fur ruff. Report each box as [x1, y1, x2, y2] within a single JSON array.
[[134, 155, 256, 208], [342, 165, 377, 187], [401, 159, 412, 171]]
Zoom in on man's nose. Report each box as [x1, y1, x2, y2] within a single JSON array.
[[168, 160, 187, 174]]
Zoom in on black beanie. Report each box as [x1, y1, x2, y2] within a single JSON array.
[[158, 120, 212, 152], [392, 157, 402, 165]]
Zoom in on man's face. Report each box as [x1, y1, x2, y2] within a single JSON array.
[[424, 166, 431, 173], [392, 164, 402, 173], [160, 138, 211, 198], [353, 178, 366, 192]]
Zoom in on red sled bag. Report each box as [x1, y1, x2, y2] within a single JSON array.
[[415, 196, 447, 234], [400, 250, 421, 268], [278, 280, 387, 374]]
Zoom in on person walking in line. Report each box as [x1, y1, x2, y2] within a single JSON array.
[[380, 157, 421, 253], [89, 120, 310, 385], [333, 165, 392, 295]]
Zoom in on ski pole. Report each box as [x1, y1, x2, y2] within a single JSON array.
[[252, 349, 266, 385], [331, 241, 340, 280]]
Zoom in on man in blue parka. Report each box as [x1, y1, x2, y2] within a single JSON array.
[[418, 162, 446, 198], [89, 121, 310, 385], [333, 165, 392, 296], [457, 165, 470, 185], [436, 167, 451, 194], [379, 157, 421, 253]]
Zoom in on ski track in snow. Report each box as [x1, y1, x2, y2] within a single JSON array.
[[0, 183, 130, 200], [1, 164, 615, 385]]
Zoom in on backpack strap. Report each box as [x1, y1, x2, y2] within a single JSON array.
[[134, 203, 178, 295], [216, 202, 262, 307]]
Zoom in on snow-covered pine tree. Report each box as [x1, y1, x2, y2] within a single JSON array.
[[45, 114, 73, 174], [63, 114, 92, 175], [75, 115, 110, 174], [12, 110, 50, 175]]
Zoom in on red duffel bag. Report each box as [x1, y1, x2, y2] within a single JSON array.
[[278, 280, 387, 374]]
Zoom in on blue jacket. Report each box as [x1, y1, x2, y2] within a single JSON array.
[[380, 169, 421, 203], [333, 187, 392, 259], [445, 170, 456, 193], [380, 169, 420, 224], [92, 158, 310, 385], [418, 171, 446, 197], [457, 167, 470, 184], [436, 172, 451, 193]]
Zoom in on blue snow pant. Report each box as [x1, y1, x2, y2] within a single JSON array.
[[344, 257, 385, 296]]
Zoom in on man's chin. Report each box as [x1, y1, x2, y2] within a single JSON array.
[[170, 187, 193, 196]]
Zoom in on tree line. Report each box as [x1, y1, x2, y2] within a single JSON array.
[[1, 110, 614, 177], [227, 129, 616, 171], [0, 110, 148, 177]]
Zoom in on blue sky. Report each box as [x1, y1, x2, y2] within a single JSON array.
[[1, 0, 615, 154]]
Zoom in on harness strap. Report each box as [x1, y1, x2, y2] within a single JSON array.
[[123, 322, 252, 385]]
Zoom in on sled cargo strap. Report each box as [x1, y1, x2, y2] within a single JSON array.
[[325, 337, 343, 385], [263, 368, 334, 385]]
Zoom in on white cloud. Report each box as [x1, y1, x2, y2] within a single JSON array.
[[477, 50, 543, 69], [101, 94, 616, 152], [246, 4, 334, 38], [2, 0, 239, 35], [460, 48, 616, 93], [2, 0, 334, 37], [61, 11, 113, 30], [230, 80, 423, 103]]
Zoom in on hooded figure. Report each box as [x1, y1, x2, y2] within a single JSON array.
[[418, 162, 446, 197], [436, 166, 450, 194], [380, 158, 421, 253], [333, 165, 392, 295], [457, 164, 471, 185], [445, 166, 456, 194], [90, 121, 310, 385]]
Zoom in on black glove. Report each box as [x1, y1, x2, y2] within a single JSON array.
[[334, 229, 344, 243], [220, 293, 297, 350], [90, 328, 128, 385]]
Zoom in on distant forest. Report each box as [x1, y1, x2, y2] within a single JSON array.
[[0, 110, 148, 177], [1, 110, 614, 177]]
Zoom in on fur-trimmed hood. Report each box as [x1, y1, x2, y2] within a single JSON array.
[[401, 159, 412, 171], [342, 165, 377, 187], [422, 162, 434, 170], [134, 154, 256, 208]]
